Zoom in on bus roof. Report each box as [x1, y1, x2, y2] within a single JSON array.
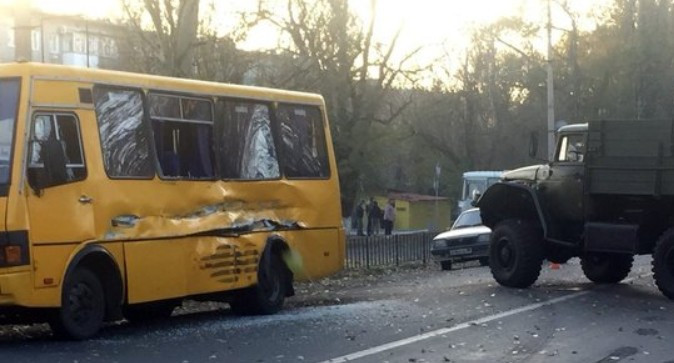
[[462, 171, 503, 179], [0, 62, 325, 105]]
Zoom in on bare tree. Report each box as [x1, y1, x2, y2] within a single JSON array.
[[248, 0, 424, 214], [120, 0, 200, 77]]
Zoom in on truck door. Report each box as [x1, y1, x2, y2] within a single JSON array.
[[25, 111, 95, 244], [538, 133, 586, 237]]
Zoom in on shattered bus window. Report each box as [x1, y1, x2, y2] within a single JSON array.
[[149, 93, 215, 179], [277, 104, 329, 178], [218, 100, 280, 180], [93, 88, 154, 178]]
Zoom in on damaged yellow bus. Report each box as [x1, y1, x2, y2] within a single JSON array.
[[0, 62, 344, 339]]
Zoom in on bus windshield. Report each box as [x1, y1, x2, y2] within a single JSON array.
[[0, 79, 20, 188]]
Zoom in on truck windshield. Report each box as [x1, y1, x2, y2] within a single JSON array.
[[0, 79, 20, 189]]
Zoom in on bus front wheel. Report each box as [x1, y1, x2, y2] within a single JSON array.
[[231, 253, 288, 315], [50, 267, 105, 340]]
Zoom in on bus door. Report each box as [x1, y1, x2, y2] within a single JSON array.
[[25, 111, 96, 245]]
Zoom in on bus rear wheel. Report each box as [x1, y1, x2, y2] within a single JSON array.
[[50, 267, 105, 340], [231, 253, 288, 315]]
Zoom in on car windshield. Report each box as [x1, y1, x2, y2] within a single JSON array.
[[452, 210, 482, 229]]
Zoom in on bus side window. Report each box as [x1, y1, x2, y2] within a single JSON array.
[[148, 93, 215, 179], [276, 104, 329, 178], [217, 100, 280, 180], [93, 87, 154, 178], [28, 113, 86, 189]]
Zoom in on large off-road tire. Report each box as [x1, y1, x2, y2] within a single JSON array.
[[124, 300, 178, 323], [440, 261, 452, 271], [581, 252, 633, 284], [49, 268, 105, 340], [489, 219, 544, 288], [652, 229, 674, 300], [231, 253, 288, 315]]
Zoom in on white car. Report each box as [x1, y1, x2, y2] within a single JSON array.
[[431, 208, 491, 270]]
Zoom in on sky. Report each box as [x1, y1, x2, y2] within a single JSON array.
[[4, 0, 613, 69]]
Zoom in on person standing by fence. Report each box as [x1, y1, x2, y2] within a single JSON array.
[[354, 200, 365, 236], [367, 199, 382, 235], [383, 199, 396, 235]]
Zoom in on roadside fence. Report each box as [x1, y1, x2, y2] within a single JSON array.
[[345, 231, 438, 269]]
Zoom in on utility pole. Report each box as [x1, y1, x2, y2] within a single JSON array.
[[546, 0, 556, 161]]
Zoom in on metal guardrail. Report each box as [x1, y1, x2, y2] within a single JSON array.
[[345, 231, 438, 269]]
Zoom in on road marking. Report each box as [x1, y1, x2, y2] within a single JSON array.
[[319, 273, 652, 363]]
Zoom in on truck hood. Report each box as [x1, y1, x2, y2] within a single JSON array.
[[502, 164, 544, 182]]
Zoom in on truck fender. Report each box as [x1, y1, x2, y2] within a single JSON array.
[[476, 182, 548, 236]]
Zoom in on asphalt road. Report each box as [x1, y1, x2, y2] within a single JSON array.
[[0, 256, 672, 363]]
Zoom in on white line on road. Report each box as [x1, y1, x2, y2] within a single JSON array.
[[319, 273, 652, 363]]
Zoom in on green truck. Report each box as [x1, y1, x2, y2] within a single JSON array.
[[477, 120, 674, 299]]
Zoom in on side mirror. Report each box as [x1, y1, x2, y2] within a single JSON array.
[[528, 131, 539, 158]]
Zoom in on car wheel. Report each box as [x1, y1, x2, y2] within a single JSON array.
[[652, 229, 674, 300], [49, 267, 105, 340], [440, 260, 452, 271], [488, 219, 544, 288], [581, 252, 633, 284]]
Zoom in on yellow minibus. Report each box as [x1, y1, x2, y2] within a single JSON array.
[[0, 62, 344, 339]]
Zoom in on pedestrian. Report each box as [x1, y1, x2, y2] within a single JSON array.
[[383, 199, 396, 235], [366, 197, 375, 236], [370, 200, 382, 235], [354, 200, 365, 236]]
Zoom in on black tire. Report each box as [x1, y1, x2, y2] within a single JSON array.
[[580, 252, 633, 284], [652, 229, 674, 300], [488, 219, 544, 288], [231, 253, 288, 315], [124, 301, 177, 323], [440, 260, 452, 271], [478, 257, 490, 267], [49, 268, 105, 340]]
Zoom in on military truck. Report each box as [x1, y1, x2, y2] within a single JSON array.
[[477, 120, 674, 300]]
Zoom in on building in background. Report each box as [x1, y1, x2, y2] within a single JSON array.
[[0, 5, 123, 69], [375, 192, 452, 232]]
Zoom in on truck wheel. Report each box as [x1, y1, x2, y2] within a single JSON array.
[[440, 261, 452, 270], [49, 268, 105, 340], [488, 219, 544, 288], [231, 253, 288, 315], [581, 253, 633, 284], [653, 230, 674, 300]]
